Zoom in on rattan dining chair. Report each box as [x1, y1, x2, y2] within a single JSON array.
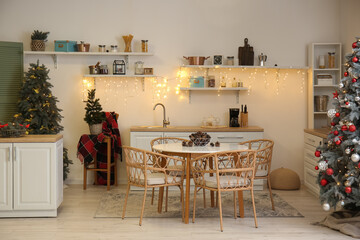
[[190, 149, 258, 232], [150, 137, 207, 212], [240, 139, 275, 210], [122, 146, 185, 226]]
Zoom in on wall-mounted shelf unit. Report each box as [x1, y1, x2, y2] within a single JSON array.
[[24, 51, 154, 69], [179, 87, 248, 103], [307, 43, 342, 129], [181, 65, 309, 70]]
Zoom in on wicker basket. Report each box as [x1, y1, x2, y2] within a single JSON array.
[[31, 40, 45, 51], [189, 131, 211, 146], [89, 123, 103, 135], [0, 129, 26, 138]]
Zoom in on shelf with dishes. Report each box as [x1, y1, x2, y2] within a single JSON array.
[[24, 51, 154, 69]]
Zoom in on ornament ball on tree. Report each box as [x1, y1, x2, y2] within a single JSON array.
[[352, 57, 358, 63], [333, 130, 339, 136], [315, 150, 321, 157], [335, 112, 340, 117], [326, 168, 334, 175], [344, 72, 349, 77], [352, 42, 358, 48], [349, 125, 356, 132], [345, 187, 352, 194], [320, 179, 328, 186]]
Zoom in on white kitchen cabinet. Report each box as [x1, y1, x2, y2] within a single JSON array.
[[0, 136, 63, 217], [130, 132, 163, 151], [303, 132, 325, 196]]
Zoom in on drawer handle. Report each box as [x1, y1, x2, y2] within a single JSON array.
[[307, 138, 315, 143], [218, 136, 244, 139]]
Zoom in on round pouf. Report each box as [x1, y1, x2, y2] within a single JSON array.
[[270, 167, 300, 190]]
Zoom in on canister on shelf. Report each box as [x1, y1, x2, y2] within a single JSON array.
[[227, 56, 234, 65], [135, 61, 144, 75], [98, 45, 106, 52], [141, 40, 148, 52], [99, 65, 108, 74], [318, 55, 326, 69], [110, 45, 118, 52], [328, 52, 335, 68], [207, 75, 215, 87]]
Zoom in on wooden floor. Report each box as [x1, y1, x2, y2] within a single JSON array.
[[0, 184, 352, 240]]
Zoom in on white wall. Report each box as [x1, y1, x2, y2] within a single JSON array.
[[0, 0, 341, 184], [340, 0, 360, 55]]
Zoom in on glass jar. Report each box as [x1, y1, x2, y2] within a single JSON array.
[[110, 45, 118, 52], [135, 61, 144, 75], [227, 56, 234, 65], [207, 75, 215, 87], [98, 45, 106, 52], [318, 55, 325, 69], [99, 65, 108, 74], [141, 40, 148, 52], [220, 77, 226, 87], [328, 52, 335, 68]]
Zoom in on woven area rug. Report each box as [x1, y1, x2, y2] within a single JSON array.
[[95, 190, 303, 218]]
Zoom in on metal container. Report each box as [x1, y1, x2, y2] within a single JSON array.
[[183, 56, 210, 65], [314, 95, 329, 112], [89, 65, 98, 74]]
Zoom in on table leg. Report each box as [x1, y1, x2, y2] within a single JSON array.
[[158, 187, 164, 213], [238, 191, 244, 218], [209, 157, 215, 207], [184, 153, 191, 224]]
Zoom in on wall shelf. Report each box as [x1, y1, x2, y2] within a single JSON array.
[[24, 51, 154, 69], [181, 65, 309, 70], [179, 87, 248, 103]]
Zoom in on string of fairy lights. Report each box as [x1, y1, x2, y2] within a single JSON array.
[[82, 67, 307, 106]]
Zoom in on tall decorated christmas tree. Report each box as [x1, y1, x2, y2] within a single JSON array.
[[316, 39, 360, 211], [15, 61, 72, 180]]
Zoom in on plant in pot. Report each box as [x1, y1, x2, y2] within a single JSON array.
[[31, 30, 50, 51], [84, 89, 105, 135]]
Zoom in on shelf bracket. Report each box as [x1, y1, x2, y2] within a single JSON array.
[[236, 91, 239, 104], [52, 54, 58, 69], [142, 78, 145, 91], [125, 55, 129, 70], [188, 90, 191, 104]]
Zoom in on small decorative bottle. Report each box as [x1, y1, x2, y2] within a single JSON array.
[[220, 77, 226, 87], [232, 77, 237, 87]]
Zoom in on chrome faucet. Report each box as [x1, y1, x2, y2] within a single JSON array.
[[153, 103, 170, 128]]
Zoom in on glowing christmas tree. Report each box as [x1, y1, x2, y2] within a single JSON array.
[[316, 39, 360, 211]]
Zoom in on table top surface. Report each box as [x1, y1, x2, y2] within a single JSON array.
[[152, 142, 247, 154]]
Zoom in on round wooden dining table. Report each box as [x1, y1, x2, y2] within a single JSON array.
[[153, 142, 247, 224]]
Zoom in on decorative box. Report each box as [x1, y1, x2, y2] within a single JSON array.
[[54, 40, 77, 52], [316, 74, 333, 85], [189, 76, 204, 88]]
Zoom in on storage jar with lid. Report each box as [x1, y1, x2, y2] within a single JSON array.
[[99, 65, 108, 74], [135, 61, 144, 75], [98, 45, 106, 52], [141, 40, 148, 52], [110, 45, 118, 52]]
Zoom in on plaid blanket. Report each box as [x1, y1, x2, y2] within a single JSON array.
[[77, 112, 122, 185]]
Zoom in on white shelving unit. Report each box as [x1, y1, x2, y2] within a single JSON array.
[[181, 65, 308, 70], [308, 43, 342, 129], [179, 87, 248, 103], [24, 51, 153, 69]]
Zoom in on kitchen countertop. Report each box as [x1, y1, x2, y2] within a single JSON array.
[[304, 128, 329, 139], [0, 134, 63, 143], [130, 126, 263, 132]]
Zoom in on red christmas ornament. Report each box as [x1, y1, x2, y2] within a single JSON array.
[[344, 72, 349, 77], [346, 101, 350, 105], [341, 125, 348, 131], [315, 166, 319, 170], [352, 78, 357, 83], [315, 150, 321, 157], [333, 130, 339, 136], [320, 179, 328, 186], [349, 125, 356, 132], [358, 162, 360, 168], [352, 57, 359, 63], [336, 139, 342, 145], [345, 186, 352, 194], [335, 112, 340, 117], [333, 91, 339, 99], [326, 168, 334, 175], [353, 42, 358, 48], [331, 122, 336, 126]]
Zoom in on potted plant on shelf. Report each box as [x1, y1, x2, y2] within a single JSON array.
[[84, 89, 105, 135], [31, 30, 50, 51]]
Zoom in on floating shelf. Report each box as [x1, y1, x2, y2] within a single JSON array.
[[314, 112, 328, 115], [179, 87, 248, 103], [314, 85, 338, 88], [313, 68, 340, 71], [181, 65, 309, 70], [84, 74, 156, 78], [24, 51, 154, 69]]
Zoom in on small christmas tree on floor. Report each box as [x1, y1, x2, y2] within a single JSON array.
[[316, 38, 360, 211], [15, 60, 72, 180]]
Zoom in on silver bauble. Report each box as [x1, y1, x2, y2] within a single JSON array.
[[318, 161, 328, 171], [345, 148, 351, 154], [351, 153, 360, 162], [327, 109, 336, 118], [340, 200, 345, 207], [339, 82, 344, 88], [355, 96, 360, 102], [323, 203, 331, 211]]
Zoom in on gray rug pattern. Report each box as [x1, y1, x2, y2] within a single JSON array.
[[95, 190, 303, 218]]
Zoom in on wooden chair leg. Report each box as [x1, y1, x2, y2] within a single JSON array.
[[250, 189, 258, 228], [267, 176, 275, 210], [165, 186, 168, 212], [106, 139, 111, 191], [202, 188, 206, 208], [114, 159, 118, 186], [83, 164, 87, 190], [233, 192, 237, 219], [216, 192, 219, 207], [122, 184, 131, 219], [218, 190, 224, 232], [151, 188, 155, 205], [192, 186, 197, 223], [180, 185, 184, 222], [139, 188, 148, 226]]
